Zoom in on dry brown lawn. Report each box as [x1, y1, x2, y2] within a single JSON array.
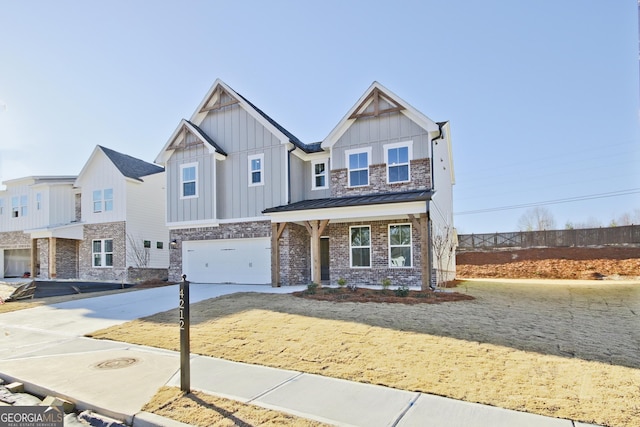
[[90, 279, 640, 427], [143, 386, 331, 427]]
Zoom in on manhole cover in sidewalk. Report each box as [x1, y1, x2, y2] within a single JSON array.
[[92, 357, 139, 370]]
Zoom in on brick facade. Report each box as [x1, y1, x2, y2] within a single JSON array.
[[278, 223, 311, 285], [79, 222, 127, 281], [0, 231, 30, 249], [331, 158, 431, 197], [36, 238, 78, 279], [326, 220, 423, 287]]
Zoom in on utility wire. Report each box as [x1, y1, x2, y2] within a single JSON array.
[[454, 188, 640, 216]]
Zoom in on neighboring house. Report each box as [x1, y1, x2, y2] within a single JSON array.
[[0, 176, 77, 278], [156, 79, 455, 288], [74, 145, 168, 281], [0, 146, 169, 282]]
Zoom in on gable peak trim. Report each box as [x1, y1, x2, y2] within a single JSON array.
[[199, 84, 240, 113], [348, 86, 405, 120]]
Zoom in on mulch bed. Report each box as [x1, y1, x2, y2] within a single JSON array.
[[292, 286, 474, 304]]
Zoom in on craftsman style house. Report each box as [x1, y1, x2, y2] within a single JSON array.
[[0, 146, 168, 281], [157, 79, 455, 288]]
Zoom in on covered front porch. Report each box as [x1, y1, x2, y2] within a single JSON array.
[[263, 190, 434, 290], [26, 223, 84, 279]]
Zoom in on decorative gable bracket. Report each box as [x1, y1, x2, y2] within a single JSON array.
[[348, 87, 405, 119]]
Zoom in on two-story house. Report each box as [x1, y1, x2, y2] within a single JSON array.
[[0, 146, 169, 282], [0, 176, 77, 279], [156, 79, 456, 288]]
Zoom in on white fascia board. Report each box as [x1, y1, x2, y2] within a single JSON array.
[[291, 146, 329, 162], [264, 201, 427, 223], [167, 215, 269, 230], [25, 223, 84, 240]]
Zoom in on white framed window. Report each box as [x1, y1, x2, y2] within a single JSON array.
[[346, 148, 371, 187], [11, 196, 19, 218], [180, 163, 198, 198], [93, 189, 113, 212], [104, 189, 113, 211], [389, 223, 412, 267], [36, 193, 42, 210], [0, 198, 4, 215], [92, 239, 114, 267], [248, 154, 264, 186], [312, 159, 329, 190], [11, 195, 27, 218], [384, 141, 412, 183], [350, 225, 371, 268]]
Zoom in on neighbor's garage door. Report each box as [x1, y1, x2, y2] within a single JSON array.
[[182, 238, 271, 284], [3, 249, 30, 278]]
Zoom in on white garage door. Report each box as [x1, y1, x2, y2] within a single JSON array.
[[183, 238, 271, 284]]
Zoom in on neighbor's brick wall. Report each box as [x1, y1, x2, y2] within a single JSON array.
[[328, 220, 423, 287], [127, 267, 168, 282], [331, 159, 431, 197], [56, 239, 78, 279], [0, 231, 30, 249], [169, 221, 271, 282], [79, 222, 126, 281]]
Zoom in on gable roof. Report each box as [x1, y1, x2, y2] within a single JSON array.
[[155, 119, 228, 165], [322, 81, 441, 149], [190, 79, 322, 154], [99, 146, 164, 181]]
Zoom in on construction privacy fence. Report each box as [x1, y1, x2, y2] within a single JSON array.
[[457, 225, 640, 250]]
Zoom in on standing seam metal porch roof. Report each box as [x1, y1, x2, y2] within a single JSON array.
[[262, 190, 433, 214]]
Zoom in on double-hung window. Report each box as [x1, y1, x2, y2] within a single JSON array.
[[0, 198, 4, 215], [346, 148, 371, 187], [181, 163, 198, 198], [350, 225, 371, 267], [312, 160, 328, 190], [248, 154, 264, 186], [93, 189, 114, 212], [92, 239, 114, 267], [11, 195, 27, 218], [389, 224, 412, 267], [385, 141, 412, 183], [36, 193, 42, 210]]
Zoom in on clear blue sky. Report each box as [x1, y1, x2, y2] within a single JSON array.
[[1, 0, 638, 233]]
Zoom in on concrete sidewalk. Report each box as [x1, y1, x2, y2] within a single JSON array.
[[0, 284, 599, 427]]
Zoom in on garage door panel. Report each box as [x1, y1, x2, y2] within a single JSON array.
[[183, 238, 271, 284]]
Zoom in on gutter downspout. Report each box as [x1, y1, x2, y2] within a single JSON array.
[[287, 144, 297, 204], [428, 122, 445, 289]]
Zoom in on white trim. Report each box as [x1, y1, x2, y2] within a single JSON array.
[[166, 215, 269, 230], [248, 153, 264, 187], [311, 159, 329, 190], [263, 201, 427, 223], [180, 163, 198, 199], [345, 147, 371, 187], [349, 225, 371, 268], [384, 141, 413, 184], [388, 223, 412, 268]]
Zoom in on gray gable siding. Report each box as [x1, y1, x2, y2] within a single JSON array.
[[332, 113, 430, 169], [167, 143, 216, 223], [166, 102, 290, 224]]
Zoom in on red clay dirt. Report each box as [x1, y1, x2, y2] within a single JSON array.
[[456, 246, 640, 280]]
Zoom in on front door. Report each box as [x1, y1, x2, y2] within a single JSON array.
[[320, 237, 330, 281]]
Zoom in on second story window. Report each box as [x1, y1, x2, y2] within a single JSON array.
[[346, 148, 371, 187], [181, 163, 198, 198], [0, 198, 4, 215], [36, 193, 42, 210], [385, 142, 412, 183], [11, 195, 27, 218], [93, 189, 114, 213], [312, 160, 328, 190], [248, 154, 264, 186]]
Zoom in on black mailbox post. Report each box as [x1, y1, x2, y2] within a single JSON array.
[[179, 274, 190, 392]]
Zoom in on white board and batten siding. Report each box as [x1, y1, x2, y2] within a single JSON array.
[[182, 237, 271, 284], [126, 172, 169, 269], [77, 155, 127, 224]]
